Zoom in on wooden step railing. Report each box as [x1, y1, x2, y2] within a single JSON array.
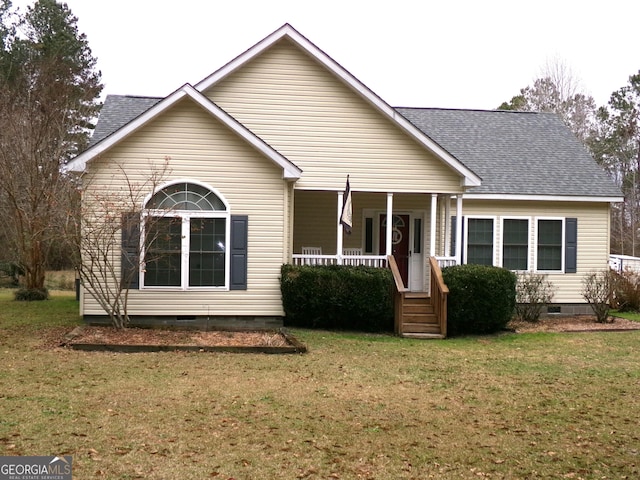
[[428, 256, 449, 338], [388, 255, 448, 338]]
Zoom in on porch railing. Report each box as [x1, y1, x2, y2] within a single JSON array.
[[429, 256, 449, 338], [292, 254, 387, 268], [292, 253, 457, 270], [435, 256, 457, 268]]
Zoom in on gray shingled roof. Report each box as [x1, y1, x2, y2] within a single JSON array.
[[396, 107, 621, 198], [88, 96, 621, 198], [89, 95, 161, 147]]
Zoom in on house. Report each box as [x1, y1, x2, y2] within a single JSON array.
[[67, 24, 622, 336]]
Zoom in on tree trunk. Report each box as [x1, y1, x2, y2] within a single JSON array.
[[24, 240, 46, 290]]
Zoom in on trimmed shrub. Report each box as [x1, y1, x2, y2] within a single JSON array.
[[514, 272, 556, 322], [14, 288, 49, 301], [280, 264, 393, 332], [442, 264, 516, 336]]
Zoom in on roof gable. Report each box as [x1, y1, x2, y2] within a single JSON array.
[[195, 23, 480, 187], [67, 84, 301, 179]]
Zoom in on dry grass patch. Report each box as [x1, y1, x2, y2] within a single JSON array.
[[1, 293, 640, 478]]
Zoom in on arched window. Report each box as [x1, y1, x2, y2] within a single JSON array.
[[142, 182, 229, 289]]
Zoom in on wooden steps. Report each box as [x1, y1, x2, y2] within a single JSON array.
[[389, 256, 448, 339], [398, 293, 444, 338]]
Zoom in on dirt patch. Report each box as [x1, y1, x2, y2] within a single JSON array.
[[508, 315, 640, 333], [56, 326, 306, 353]]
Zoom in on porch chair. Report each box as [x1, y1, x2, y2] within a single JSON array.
[[301, 246, 322, 265], [342, 247, 362, 265]]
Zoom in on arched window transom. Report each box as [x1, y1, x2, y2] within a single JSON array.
[[142, 182, 229, 289], [146, 182, 226, 211]]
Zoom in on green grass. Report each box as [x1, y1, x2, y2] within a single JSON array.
[[1, 293, 639, 478], [611, 309, 640, 322]]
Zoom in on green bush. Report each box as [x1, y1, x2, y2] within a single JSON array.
[[0, 262, 23, 286], [442, 264, 516, 336], [280, 264, 393, 332], [14, 288, 49, 301]]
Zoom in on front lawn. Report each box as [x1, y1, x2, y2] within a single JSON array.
[[1, 291, 639, 478]]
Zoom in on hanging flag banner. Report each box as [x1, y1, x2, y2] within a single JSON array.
[[340, 175, 353, 235]]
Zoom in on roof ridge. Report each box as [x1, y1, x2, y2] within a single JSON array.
[[395, 106, 544, 115], [106, 94, 163, 100]]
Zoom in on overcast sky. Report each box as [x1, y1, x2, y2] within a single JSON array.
[[11, 0, 640, 109]]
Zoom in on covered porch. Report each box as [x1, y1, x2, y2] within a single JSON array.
[[291, 189, 463, 289], [289, 189, 465, 338]]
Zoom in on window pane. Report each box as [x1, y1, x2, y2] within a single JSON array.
[[144, 217, 182, 286], [503, 219, 528, 270], [467, 218, 493, 265], [537, 220, 562, 270], [189, 218, 225, 286], [365, 218, 373, 253], [450, 216, 457, 257]]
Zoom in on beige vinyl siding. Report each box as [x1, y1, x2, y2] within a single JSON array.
[[205, 39, 464, 194], [461, 199, 611, 303], [82, 98, 288, 317]]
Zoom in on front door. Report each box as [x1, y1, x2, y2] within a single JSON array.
[[379, 214, 410, 287]]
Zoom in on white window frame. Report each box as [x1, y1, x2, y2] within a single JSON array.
[[499, 216, 531, 271], [464, 216, 497, 266], [533, 217, 565, 274], [140, 180, 231, 291]]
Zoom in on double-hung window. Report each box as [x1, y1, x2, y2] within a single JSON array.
[[536, 218, 564, 272], [465, 217, 495, 265], [142, 182, 229, 289], [502, 218, 529, 271]]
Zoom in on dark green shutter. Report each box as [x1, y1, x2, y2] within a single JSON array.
[[230, 215, 248, 290], [565, 218, 577, 273], [121, 212, 140, 289]]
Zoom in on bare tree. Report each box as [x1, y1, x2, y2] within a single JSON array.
[[71, 160, 171, 329], [0, 0, 101, 296], [498, 58, 597, 144], [589, 72, 640, 255]]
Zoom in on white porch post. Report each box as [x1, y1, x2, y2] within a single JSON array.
[[444, 195, 451, 257], [455, 194, 463, 264], [386, 193, 393, 256], [430, 193, 437, 257], [337, 192, 344, 265]]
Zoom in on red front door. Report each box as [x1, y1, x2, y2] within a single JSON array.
[[379, 214, 410, 287]]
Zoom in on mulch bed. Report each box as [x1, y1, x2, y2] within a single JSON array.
[[507, 315, 640, 333], [58, 326, 307, 354]]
